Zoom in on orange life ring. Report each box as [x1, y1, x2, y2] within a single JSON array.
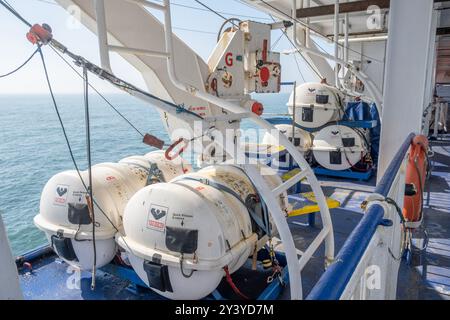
[[403, 135, 429, 223]]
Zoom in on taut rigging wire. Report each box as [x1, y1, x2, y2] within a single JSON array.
[[269, 15, 322, 81], [0, 1, 203, 120], [2, 0, 31, 27], [49, 46, 145, 138], [0, 1, 146, 138], [0, 0, 129, 239], [0, 0, 184, 261], [37, 44, 138, 259], [193, 0, 319, 82], [258, 0, 384, 64], [194, 0, 239, 28], [271, 32, 284, 50], [0, 0, 200, 238], [32, 0, 272, 21], [194, 0, 383, 65]]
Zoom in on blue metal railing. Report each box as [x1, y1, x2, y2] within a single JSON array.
[[16, 244, 53, 265], [306, 133, 415, 300]]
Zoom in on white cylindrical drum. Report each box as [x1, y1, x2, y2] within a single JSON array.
[[119, 150, 192, 185], [263, 124, 313, 154], [287, 82, 344, 129], [117, 164, 288, 300], [312, 125, 370, 171], [35, 164, 141, 270]]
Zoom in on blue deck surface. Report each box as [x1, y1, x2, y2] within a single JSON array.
[[20, 255, 164, 300], [18, 186, 370, 300], [17, 135, 450, 300]]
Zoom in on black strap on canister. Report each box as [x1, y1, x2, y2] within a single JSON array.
[[179, 176, 270, 236], [143, 254, 173, 293], [51, 230, 78, 262], [121, 161, 165, 185]]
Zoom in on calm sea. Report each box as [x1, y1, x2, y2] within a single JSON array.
[[0, 93, 289, 256]]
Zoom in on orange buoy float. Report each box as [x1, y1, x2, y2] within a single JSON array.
[[403, 135, 429, 224]]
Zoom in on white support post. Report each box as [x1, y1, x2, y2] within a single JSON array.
[[343, 1, 349, 64], [0, 215, 23, 300], [434, 103, 442, 138], [94, 0, 112, 72], [343, 0, 349, 83], [304, 0, 310, 48], [377, 0, 435, 180], [423, 103, 432, 137], [425, 11, 439, 114], [441, 102, 448, 131], [334, 0, 340, 88]]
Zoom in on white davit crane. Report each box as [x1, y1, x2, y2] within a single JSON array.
[[51, 0, 335, 300]]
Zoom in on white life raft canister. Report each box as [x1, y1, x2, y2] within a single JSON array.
[[312, 125, 370, 171], [287, 82, 345, 129], [34, 151, 191, 270], [117, 164, 288, 300], [262, 124, 313, 154]]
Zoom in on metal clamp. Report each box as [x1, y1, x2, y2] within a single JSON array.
[[361, 193, 404, 226]]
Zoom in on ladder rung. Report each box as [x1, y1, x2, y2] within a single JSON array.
[[108, 45, 170, 58], [272, 169, 309, 196]]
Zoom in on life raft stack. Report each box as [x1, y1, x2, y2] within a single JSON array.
[[34, 151, 193, 270]]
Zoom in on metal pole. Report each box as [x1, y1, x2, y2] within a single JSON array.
[[305, 0, 311, 48], [344, 0, 349, 67], [83, 66, 97, 290], [292, 81, 297, 144]]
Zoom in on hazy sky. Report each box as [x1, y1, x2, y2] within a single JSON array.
[[0, 0, 326, 94]]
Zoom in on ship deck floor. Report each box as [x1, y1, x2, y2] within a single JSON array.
[[19, 178, 374, 300], [397, 135, 450, 300], [17, 135, 450, 300]]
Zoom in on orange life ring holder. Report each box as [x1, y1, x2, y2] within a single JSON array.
[[403, 135, 429, 224]]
